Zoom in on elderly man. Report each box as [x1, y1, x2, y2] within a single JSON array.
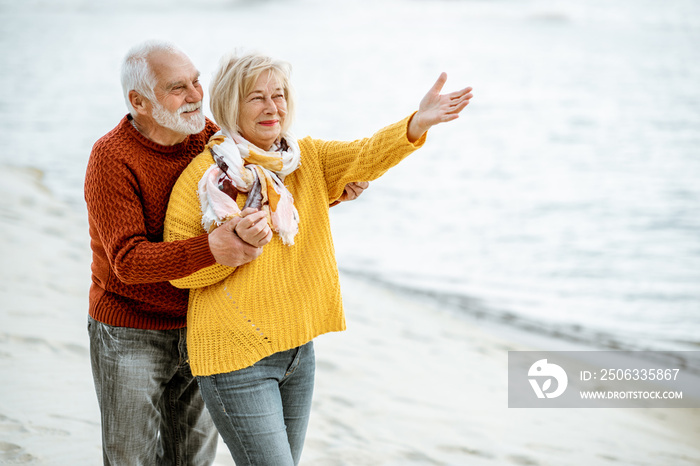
[[84, 40, 366, 465]]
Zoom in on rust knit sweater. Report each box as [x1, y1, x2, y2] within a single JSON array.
[[84, 115, 219, 329]]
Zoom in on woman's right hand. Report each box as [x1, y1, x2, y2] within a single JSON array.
[[208, 215, 265, 268], [234, 208, 274, 248]]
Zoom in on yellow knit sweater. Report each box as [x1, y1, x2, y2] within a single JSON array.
[[164, 115, 426, 376]]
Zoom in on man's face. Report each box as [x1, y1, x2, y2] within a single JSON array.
[[149, 51, 205, 135]]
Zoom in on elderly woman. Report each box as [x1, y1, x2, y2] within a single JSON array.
[[164, 52, 472, 465]]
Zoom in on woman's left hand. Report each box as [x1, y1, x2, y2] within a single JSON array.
[[407, 73, 473, 142]]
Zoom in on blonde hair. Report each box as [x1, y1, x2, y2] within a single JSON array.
[[209, 52, 295, 136]]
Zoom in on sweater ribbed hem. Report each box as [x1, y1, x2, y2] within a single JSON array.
[[88, 289, 189, 330]]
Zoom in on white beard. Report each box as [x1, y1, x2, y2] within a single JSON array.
[[152, 101, 206, 135]]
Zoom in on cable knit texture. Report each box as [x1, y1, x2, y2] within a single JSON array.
[[85, 115, 219, 329], [164, 114, 426, 376]]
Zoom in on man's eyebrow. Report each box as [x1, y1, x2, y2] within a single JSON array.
[[164, 72, 201, 91]]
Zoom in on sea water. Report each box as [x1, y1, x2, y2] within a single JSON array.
[[2, 0, 698, 354]]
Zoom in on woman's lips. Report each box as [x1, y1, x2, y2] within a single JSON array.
[[259, 120, 278, 127]]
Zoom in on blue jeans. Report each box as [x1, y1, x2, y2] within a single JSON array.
[[197, 342, 315, 466], [88, 317, 217, 466]]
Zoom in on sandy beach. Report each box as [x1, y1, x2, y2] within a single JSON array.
[[1, 167, 699, 466]]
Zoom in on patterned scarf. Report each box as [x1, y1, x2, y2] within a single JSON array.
[[198, 131, 301, 246]]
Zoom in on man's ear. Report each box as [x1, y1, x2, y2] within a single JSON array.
[[128, 90, 150, 116]]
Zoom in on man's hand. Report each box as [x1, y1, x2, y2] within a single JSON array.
[[207, 214, 269, 268], [338, 182, 369, 202]]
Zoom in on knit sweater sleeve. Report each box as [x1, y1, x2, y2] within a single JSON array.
[[308, 113, 427, 202], [164, 150, 236, 289], [85, 143, 215, 285]]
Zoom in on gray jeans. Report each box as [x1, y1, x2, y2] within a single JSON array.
[[88, 317, 217, 466]]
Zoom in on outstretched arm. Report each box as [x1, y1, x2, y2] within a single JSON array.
[[407, 73, 473, 143], [315, 76, 472, 201]]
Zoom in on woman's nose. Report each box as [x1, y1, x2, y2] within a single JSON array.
[[262, 97, 277, 113]]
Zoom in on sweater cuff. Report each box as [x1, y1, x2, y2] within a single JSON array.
[[405, 111, 428, 148], [187, 233, 217, 270]]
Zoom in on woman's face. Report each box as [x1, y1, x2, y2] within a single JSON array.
[[238, 70, 287, 150]]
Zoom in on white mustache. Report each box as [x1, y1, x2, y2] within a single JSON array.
[[178, 103, 201, 114]]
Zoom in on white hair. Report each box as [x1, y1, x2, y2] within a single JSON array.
[[120, 40, 180, 116]]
